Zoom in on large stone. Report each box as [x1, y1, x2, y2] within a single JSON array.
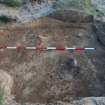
[[80, 97, 105, 105], [0, 70, 14, 100], [48, 9, 93, 23], [93, 22, 105, 46]]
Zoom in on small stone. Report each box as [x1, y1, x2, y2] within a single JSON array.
[[77, 33, 84, 38]]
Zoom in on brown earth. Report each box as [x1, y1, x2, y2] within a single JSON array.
[[0, 16, 104, 105]]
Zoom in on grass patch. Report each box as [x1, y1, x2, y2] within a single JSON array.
[[3, 0, 21, 7], [0, 89, 5, 105], [84, 0, 98, 16], [0, 15, 12, 23]]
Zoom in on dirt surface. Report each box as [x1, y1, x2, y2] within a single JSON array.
[[0, 15, 105, 105]]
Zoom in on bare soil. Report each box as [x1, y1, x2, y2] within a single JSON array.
[[0, 17, 104, 104]]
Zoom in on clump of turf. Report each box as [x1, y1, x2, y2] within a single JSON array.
[[2, 0, 21, 7], [0, 15, 12, 23]]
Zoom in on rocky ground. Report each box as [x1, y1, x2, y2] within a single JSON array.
[[0, 1, 54, 23]]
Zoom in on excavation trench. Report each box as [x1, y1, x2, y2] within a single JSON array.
[[0, 14, 104, 103], [10, 52, 96, 103]]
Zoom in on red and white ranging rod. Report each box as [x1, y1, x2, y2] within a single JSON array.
[[0, 44, 95, 52]]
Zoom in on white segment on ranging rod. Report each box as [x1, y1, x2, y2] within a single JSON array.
[[47, 47, 56, 50], [65, 47, 76, 50], [26, 47, 36, 50], [85, 48, 95, 50], [7, 47, 16, 49]]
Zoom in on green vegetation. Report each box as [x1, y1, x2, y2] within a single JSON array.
[[85, 0, 104, 16], [5, 0, 21, 7], [0, 90, 5, 105], [0, 15, 12, 23], [84, 0, 98, 16], [53, 0, 102, 17]]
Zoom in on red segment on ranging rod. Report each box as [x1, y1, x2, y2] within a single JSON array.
[[56, 47, 65, 51], [16, 43, 25, 52], [75, 48, 85, 53], [75, 48, 85, 51], [36, 43, 46, 51], [0, 44, 7, 49]]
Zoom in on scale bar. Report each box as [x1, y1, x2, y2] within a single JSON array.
[[5, 47, 95, 51]]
